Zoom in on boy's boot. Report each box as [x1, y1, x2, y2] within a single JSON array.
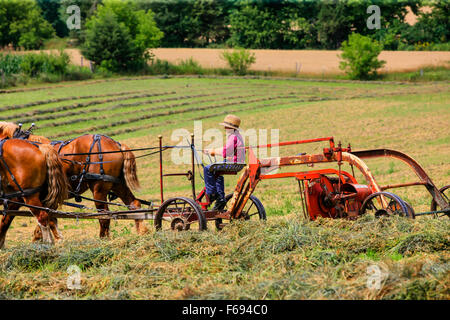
[[213, 197, 227, 211]]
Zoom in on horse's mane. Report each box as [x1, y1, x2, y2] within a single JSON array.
[[29, 135, 52, 144], [0, 122, 19, 138]]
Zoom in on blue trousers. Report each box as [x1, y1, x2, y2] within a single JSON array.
[[204, 164, 225, 200]]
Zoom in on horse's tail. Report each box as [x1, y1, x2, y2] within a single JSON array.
[[120, 143, 140, 191], [38, 144, 68, 209]]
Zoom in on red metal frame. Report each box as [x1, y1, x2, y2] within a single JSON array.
[[227, 136, 449, 220]]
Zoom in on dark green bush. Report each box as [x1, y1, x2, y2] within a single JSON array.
[[20, 51, 70, 77], [176, 58, 204, 75], [145, 58, 207, 76], [145, 59, 176, 75], [64, 65, 94, 81], [0, 53, 24, 75]]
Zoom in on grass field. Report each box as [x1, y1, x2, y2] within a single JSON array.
[[0, 76, 448, 299]]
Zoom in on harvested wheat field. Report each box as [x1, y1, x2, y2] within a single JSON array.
[[3, 48, 449, 75], [152, 48, 450, 74]]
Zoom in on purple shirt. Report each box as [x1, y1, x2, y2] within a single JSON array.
[[223, 130, 245, 163]]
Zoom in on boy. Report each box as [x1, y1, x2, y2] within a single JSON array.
[[203, 114, 245, 211]]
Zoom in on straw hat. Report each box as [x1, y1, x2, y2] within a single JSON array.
[[219, 114, 241, 130]]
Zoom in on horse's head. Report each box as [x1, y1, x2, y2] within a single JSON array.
[[18, 123, 52, 143], [0, 121, 20, 140], [13, 123, 33, 139]]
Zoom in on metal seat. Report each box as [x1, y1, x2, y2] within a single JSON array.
[[208, 162, 246, 175]]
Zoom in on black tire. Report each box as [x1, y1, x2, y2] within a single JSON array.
[[215, 193, 266, 230], [155, 197, 207, 231], [360, 191, 415, 219]]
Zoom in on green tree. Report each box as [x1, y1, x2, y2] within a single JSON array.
[[316, 1, 352, 49], [191, 0, 233, 47], [139, 0, 195, 47], [0, 0, 54, 49], [82, 0, 162, 72], [405, 1, 449, 45], [37, 0, 69, 38], [141, 0, 233, 47], [339, 33, 386, 80], [228, 0, 318, 49]]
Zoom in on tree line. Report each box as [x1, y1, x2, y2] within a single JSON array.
[[0, 0, 448, 51]]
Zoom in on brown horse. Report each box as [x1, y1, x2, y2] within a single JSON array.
[[0, 122, 147, 239], [47, 134, 147, 238], [0, 138, 68, 248]]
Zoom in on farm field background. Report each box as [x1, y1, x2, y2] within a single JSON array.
[[0, 76, 448, 299], [3, 48, 450, 74]]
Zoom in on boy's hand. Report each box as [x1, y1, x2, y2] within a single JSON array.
[[203, 149, 216, 156]]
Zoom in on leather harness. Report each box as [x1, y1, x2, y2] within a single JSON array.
[[0, 138, 42, 214], [56, 134, 122, 202], [1, 133, 126, 208]]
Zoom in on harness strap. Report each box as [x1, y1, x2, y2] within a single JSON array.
[[56, 135, 83, 154], [0, 187, 41, 199], [74, 135, 98, 197], [84, 173, 121, 184], [0, 138, 24, 194], [95, 134, 105, 175], [58, 134, 124, 201], [50, 140, 64, 146]]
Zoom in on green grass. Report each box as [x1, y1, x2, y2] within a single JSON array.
[[0, 76, 448, 300], [379, 66, 450, 82]]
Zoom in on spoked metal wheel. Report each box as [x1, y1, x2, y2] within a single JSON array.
[[215, 194, 266, 230], [430, 184, 450, 218], [155, 197, 207, 231], [360, 191, 415, 218]]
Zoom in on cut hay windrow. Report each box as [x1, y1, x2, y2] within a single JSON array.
[[93, 87, 449, 140], [1, 91, 178, 120], [48, 94, 302, 139], [0, 81, 250, 110], [33, 91, 292, 129], [0, 90, 151, 112], [76, 87, 439, 139], [84, 97, 318, 138], [10, 85, 277, 123]]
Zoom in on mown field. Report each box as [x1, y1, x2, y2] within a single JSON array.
[[0, 76, 448, 299]]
